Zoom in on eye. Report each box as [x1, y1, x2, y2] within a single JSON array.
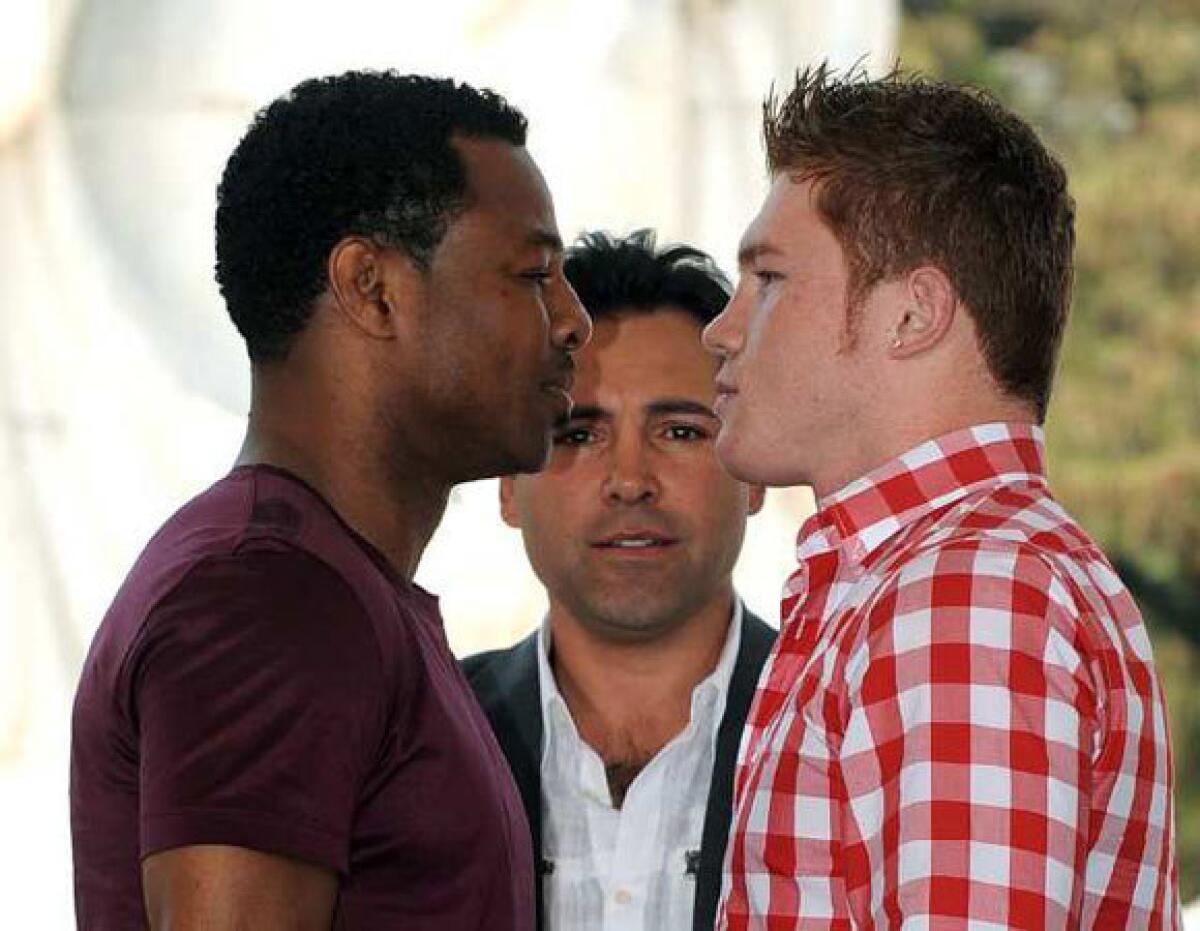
[[754, 269, 783, 287], [554, 425, 595, 446], [663, 423, 709, 442], [520, 268, 552, 288]]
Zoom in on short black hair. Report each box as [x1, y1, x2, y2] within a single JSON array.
[[215, 70, 527, 362], [562, 229, 731, 328], [764, 64, 1075, 421]]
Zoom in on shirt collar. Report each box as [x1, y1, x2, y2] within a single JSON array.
[[536, 600, 744, 743], [797, 422, 1047, 568]]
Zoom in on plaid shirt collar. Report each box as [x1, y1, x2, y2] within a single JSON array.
[[796, 421, 1048, 571]]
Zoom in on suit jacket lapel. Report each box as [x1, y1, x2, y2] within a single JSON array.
[[472, 611, 775, 931], [472, 634, 547, 928], [693, 608, 777, 931]]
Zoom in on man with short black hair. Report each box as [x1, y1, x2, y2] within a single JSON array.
[[705, 65, 1180, 929], [465, 230, 774, 931], [71, 70, 590, 929]]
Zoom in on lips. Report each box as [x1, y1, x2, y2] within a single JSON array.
[[541, 352, 576, 389], [591, 529, 680, 550], [542, 373, 574, 394], [713, 379, 738, 418], [539, 368, 575, 419]]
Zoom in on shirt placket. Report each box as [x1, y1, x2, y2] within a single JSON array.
[[740, 548, 840, 782]]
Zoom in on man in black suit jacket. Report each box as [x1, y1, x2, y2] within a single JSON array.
[[464, 230, 776, 931]]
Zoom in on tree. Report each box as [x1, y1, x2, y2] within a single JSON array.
[[902, 0, 1200, 899]]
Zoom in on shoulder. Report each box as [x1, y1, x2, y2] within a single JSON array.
[[129, 544, 387, 698], [155, 543, 372, 627], [461, 632, 538, 688], [738, 604, 777, 669], [845, 537, 1090, 696], [741, 605, 777, 644], [869, 527, 1080, 623], [460, 632, 541, 723]]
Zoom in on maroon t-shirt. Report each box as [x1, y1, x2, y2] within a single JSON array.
[[70, 466, 534, 929]]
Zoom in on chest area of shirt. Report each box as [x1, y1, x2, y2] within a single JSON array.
[[540, 736, 713, 931], [350, 603, 529, 877], [742, 559, 894, 771]]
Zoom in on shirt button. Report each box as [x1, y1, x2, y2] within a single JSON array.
[[614, 888, 633, 905]]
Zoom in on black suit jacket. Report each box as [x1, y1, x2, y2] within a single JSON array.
[[462, 608, 776, 931]]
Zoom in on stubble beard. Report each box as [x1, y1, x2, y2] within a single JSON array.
[[555, 558, 716, 645], [386, 388, 551, 485]]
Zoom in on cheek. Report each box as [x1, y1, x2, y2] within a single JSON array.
[[740, 344, 796, 424], [674, 464, 749, 521], [688, 480, 752, 561], [513, 477, 587, 545], [742, 301, 792, 384]]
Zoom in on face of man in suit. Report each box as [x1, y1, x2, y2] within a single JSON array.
[[500, 308, 764, 642]]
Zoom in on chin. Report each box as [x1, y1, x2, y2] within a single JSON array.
[[583, 606, 682, 643], [444, 433, 549, 484], [502, 431, 553, 477], [716, 431, 800, 488], [714, 431, 765, 484]]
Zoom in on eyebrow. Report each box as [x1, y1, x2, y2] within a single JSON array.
[[560, 404, 607, 425], [527, 227, 564, 252], [560, 399, 718, 425], [646, 398, 719, 420], [737, 239, 784, 268]]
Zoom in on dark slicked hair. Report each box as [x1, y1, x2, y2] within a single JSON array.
[[215, 70, 527, 362], [764, 64, 1075, 421], [563, 229, 731, 328]]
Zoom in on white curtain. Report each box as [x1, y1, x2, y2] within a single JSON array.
[[0, 2, 895, 925]]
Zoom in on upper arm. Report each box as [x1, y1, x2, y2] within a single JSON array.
[[142, 844, 337, 930], [129, 548, 388, 876], [838, 543, 1098, 928]]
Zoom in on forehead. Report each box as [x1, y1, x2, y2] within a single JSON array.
[[575, 309, 717, 400], [453, 136, 557, 237], [739, 174, 841, 264]]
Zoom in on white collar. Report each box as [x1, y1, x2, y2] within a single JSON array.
[[536, 599, 744, 747]]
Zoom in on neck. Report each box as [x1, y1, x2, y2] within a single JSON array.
[[548, 590, 735, 766], [237, 372, 450, 580], [814, 391, 1036, 503]]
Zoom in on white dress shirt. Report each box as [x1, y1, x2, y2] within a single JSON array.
[[537, 603, 743, 931]]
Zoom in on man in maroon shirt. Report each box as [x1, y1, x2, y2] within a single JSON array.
[[70, 71, 591, 929]]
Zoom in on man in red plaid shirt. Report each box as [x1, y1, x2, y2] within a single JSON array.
[[702, 66, 1180, 929]]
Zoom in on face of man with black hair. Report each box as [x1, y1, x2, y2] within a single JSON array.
[[394, 137, 592, 481], [501, 309, 764, 641]]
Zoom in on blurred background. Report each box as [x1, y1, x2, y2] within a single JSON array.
[[0, 0, 1194, 924]]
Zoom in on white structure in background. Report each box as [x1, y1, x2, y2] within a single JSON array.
[[0, 1, 896, 926]]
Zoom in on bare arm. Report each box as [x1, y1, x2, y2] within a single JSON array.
[[142, 844, 338, 931]]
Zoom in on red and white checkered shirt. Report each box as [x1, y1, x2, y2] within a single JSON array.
[[720, 422, 1180, 930]]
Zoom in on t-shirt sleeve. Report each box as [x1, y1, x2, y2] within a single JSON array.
[[125, 545, 388, 874]]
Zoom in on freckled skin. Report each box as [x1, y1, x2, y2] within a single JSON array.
[[702, 176, 878, 492]]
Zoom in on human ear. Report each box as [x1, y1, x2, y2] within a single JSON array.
[[327, 238, 420, 341], [888, 265, 958, 358], [747, 483, 767, 515], [498, 476, 521, 528]]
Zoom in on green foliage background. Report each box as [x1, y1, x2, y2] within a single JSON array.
[[899, 0, 1200, 898]]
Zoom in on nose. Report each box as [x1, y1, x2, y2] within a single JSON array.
[[701, 286, 745, 358], [550, 276, 592, 352], [603, 431, 659, 506]]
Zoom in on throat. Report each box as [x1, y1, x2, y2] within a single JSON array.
[[569, 708, 678, 809], [604, 758, 646, 809]]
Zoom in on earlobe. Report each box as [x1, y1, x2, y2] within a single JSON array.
[[890, 266, 957, 358], [498, 476, 520, 528], [748, 483, 767, 515]]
